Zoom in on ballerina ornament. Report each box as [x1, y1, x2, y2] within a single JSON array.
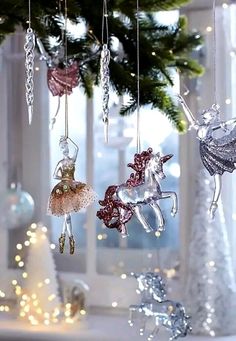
[[48, 136, 96, 254], [97, 148, 178, 237], [178, 94, 236, 219]]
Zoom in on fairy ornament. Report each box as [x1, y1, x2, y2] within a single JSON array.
[[178, 95, 236, 219], [48, 1, 96, 254]]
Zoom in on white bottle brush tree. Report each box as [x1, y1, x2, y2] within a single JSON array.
[[16, 224, 61, 325]]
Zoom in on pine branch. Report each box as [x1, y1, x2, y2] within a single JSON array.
[[0, 0, 203, 131]]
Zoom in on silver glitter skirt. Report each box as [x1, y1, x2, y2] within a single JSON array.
[[199, 134, 236, 176]]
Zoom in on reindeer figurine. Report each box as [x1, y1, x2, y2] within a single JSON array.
[[97, 148, 178, 237], [128, 272, 192, 340]]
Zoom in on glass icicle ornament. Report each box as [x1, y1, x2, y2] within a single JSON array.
[[100, 44, 110, 142], [128, 272, 192, 340], [24, 0, 35, 125], [24, 28, 35, 125], [178, 94, 236, 219], [97, 148, 178, 237], [48, 136, 96, 254]]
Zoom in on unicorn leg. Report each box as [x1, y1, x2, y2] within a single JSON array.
[[65, 213, 75, 255], [119, 208, 129, 238], [133, 205, 153, 233], [161, 191, 178, 216], [139, 315, 146, 336], [209, 174, 221, 219], [148, 325, 160, 341], [149, 202, 165, 233], [128, 305, 137, 327]]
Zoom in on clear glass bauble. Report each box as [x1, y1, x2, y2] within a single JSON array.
[[1, 183, 35, 229]]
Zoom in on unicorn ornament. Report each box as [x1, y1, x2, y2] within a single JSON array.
[[129, 272, 192, 340], [97, 148, 178, 237]]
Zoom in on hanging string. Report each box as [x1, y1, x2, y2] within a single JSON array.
[[28, 0, 31, 28], [64, 0, 69, 138], [102, 0, 109, 45], [213, 0, 217, 105], [136, 0, 141, 153]]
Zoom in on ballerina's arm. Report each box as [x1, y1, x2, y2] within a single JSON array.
[[212, 118, 236, 131], [53, 161, 62, 180], [67, 137, 79, 162], [177, 94, 199, 129]]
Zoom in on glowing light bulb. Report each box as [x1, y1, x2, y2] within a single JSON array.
[[31, 223, 37, 229], [48, 294, 56, 301], [44, 278, 50, 284], [80, 309, 86, 315], [97, 234, 103, 240], [16, 244, 23, 250], [121, 273, 127, 279], [22, 272, 28, 279], [24, 241, 30, 246], [42, 226, 47, 233], [15, 255, 21, 262], [12, 280, 17, 286], [50, 244, 56, 250], [18, 261, 24, 268], [112, 301, 118, 307], [206, 26, 212, 32]]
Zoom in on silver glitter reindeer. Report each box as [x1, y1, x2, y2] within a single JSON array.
[[128, 273, 192, 340]]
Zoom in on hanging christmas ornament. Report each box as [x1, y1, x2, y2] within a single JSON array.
[[97, 1, 178, 237], [24, 0, 35, 125], [47, 61, 79, 97], [128, 272, 192, 340], [48, 137, 96, 254], [100, 0, 110, 142], [177, 97, 236, 220], [36, 7, 79, 130], [1, 183, 35, 229], [177, 0, 236, 219], [48, 1, 96, 255], [97, 148, 178, 237]]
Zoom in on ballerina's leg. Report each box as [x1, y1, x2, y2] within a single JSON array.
[[65, 213, 75, 254], [209, 174, 222, 219], [58, 217, 67, 254]]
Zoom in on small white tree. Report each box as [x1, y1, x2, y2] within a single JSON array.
[[185, 169, 236, 336], [18, 224, 61, 325]]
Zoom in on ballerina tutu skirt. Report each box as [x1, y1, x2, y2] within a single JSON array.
[[48, 180, 96, 216]]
